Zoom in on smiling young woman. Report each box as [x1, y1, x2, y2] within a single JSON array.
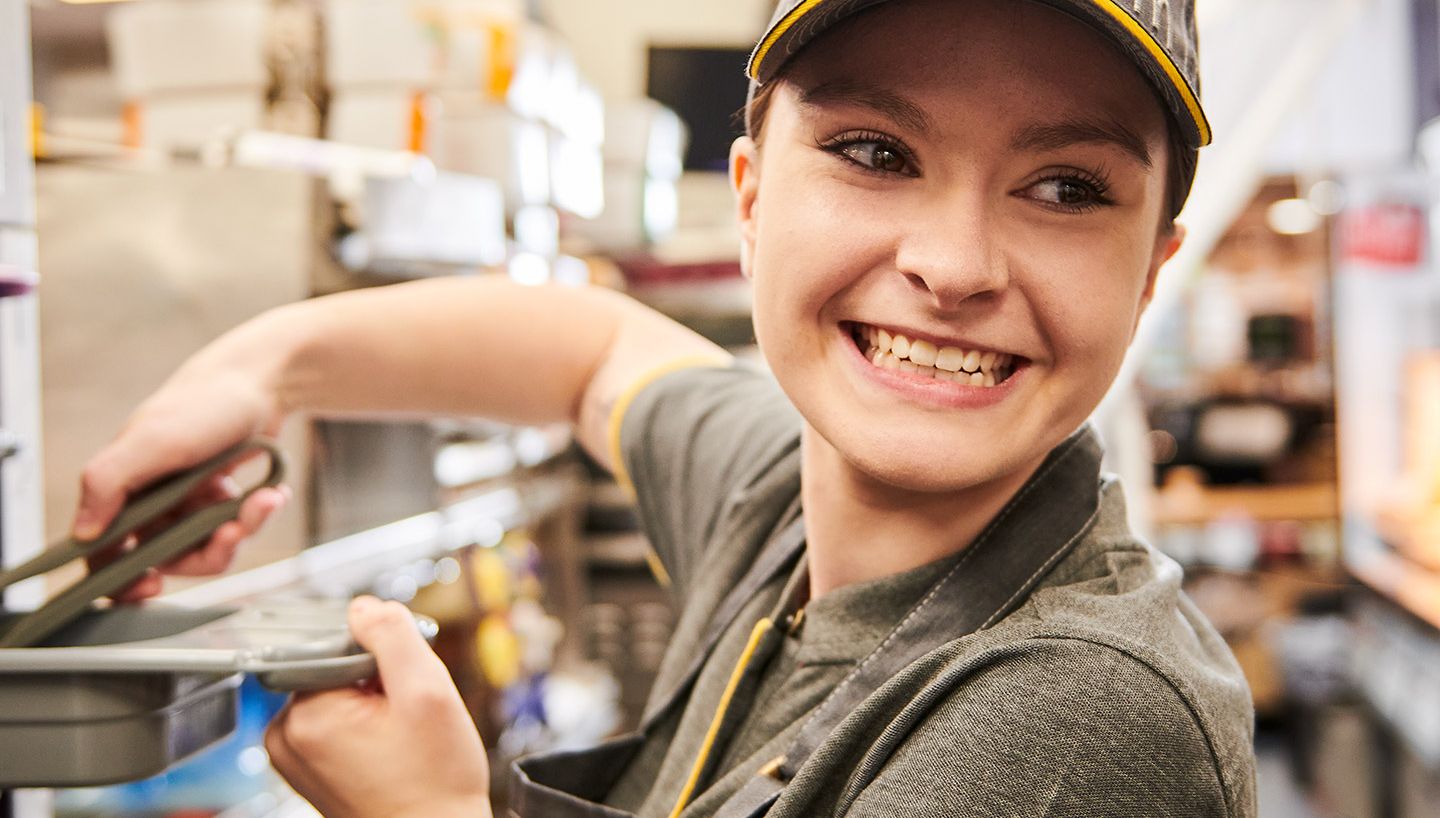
[[70, 1, 1254, 816]]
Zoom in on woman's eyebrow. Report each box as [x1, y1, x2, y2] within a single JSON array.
[[1010, 118, 1153, 168], [798, 79, 934, 134]]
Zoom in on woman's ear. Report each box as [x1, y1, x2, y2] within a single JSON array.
[[730, 136, 761, 279], [1133, 223, 1185, 338]]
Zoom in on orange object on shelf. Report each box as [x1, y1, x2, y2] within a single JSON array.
[[486, 21, 516, 101], [121, 100, 144, 150], [407, 91, 431, 154], [28, 103, 44, 159]]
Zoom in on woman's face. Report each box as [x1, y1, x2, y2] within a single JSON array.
[[733, 0, 1182, 494]]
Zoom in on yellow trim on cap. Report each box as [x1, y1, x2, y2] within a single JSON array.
[[605, 355, 732, 498], [669, 618, 776, 818], [1085, 0, 1211, 146], [644, 548, 674, 590], [749, 0, 832, 79], [748, 0, 1211, 147]]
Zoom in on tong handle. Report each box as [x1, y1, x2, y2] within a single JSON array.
[[0, 439, 285, 649]]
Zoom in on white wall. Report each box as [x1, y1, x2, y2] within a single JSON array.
[[1201, 0, 1417, 175]]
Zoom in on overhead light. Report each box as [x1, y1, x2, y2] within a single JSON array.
[[1267, 198, 1323, 235]]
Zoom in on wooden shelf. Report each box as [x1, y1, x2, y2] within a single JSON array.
[[1350, 549, 1440, 633], [1153, 481, 1338, 526]]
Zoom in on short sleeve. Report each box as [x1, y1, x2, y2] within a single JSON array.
[[614, 363, 802, 599], [845, 639, 1236, 818]]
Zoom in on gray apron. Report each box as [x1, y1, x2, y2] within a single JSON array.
[[509, 428, 1104, 818]]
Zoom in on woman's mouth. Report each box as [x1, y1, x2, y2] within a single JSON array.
[[845, 322, 1020, 387]]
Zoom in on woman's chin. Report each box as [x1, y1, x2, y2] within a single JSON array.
[[833, 438, 1016, 496]]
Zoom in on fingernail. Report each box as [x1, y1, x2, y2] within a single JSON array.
[[350, 595, 379, 613], [73, 518, 100, 540]]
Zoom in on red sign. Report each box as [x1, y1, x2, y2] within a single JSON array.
[[1338, 204, 1427, 267]]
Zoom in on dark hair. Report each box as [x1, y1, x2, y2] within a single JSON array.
[[743, 80, 1195, 226]]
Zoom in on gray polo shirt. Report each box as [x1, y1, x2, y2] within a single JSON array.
[[604, 365, 1257, 817]]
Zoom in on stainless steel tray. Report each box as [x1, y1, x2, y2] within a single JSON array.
[[0, 600, 438, 787]]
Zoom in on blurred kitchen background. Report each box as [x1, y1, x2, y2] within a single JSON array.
[[2, 0, 1440, 815]]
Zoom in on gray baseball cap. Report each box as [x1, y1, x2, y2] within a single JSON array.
[[745, 0, 1212, 148]]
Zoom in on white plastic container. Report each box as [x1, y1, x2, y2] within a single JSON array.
[[107, 0, 270, 97], [328, 89, 429, 152], [513, 205, 560, 257], [324, 0, 438, 89], [559, 83, 605, 148], [361, 172, 507, 268], [430, 100, 550, 209], [504, 25, 557, 121], [604, 99, 687, 181], [131, 91, 267, 149], [550, 133, 604, 219], [569, 168, 650, 252]]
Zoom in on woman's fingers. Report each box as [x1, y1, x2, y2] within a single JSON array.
[[79, 472, 290, 594], [162, 486, 290, 577], [262, 597, 491, 817], [109, 568, 164, 603], [347, 597, 450, 702], [82, 534, 162, 602], [73, 432, 228, 541]]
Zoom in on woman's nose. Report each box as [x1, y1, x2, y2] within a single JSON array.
[[892, 194, 1009, 309]]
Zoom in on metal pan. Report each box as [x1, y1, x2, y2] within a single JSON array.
[[0, 600, 438, 787]]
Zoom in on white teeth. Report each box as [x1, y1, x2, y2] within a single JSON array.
[[860, 324, 1014, 386], [908, 339, 937, 367], [934, 347, 966, 372], [891, 334, 911, 359]]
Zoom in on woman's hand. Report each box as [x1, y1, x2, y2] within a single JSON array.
[[265, 597, 494, 818], [71, 316, 295, 601]]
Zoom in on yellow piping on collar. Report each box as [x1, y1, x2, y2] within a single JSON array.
[[668, 618, 776, 818]]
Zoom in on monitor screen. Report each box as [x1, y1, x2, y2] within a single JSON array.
[[646, 46, 752, 173]]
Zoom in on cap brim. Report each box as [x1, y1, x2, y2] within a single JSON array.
[[747, 0, 1211, 147]]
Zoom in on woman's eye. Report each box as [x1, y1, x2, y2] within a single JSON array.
[[1026, 177, 1112, 210], [837, 141, 915, 176]]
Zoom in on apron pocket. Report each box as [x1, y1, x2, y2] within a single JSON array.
[[509, 734, 646, 817]]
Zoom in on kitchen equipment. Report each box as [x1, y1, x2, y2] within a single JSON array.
[[0, 601, 439, 788], [0, 439, 284, 648], [0, 439, 439, 787]]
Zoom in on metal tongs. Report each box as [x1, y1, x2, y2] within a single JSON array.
[[0, 439, 285, 649]]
